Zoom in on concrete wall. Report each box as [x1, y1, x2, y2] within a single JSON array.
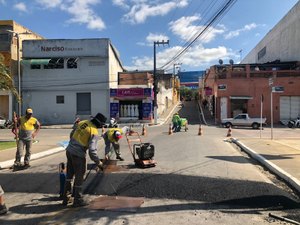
[[22, 39, 124, 124], [242, 1, 300, 63]]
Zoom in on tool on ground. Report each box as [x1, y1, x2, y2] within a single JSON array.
[[141, 124, 146, 136], [84, 163, 99, 181], [198, 124, 202, 135], [226, 126, 232, 137], [59, 162, 66, 198], [269, 213, 300, 225], [126, 131, 156, 168]]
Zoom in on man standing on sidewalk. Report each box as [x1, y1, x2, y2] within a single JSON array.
[[63, 113, 107, 207], [13, 108, 41, 168]]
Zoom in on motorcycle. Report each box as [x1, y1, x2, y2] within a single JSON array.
[[288, 117, 300, 128]]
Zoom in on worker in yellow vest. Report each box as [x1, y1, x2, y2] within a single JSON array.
[[63, 113, 107, 207], [103, 127, 126, 161], [13, 108, 40, 168]]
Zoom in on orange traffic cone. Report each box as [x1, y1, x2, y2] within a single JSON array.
[[226, 126, 232, 137], [169, 123, 173, 135], [198, 124, 202, 136], [141, 124, 146, 136]]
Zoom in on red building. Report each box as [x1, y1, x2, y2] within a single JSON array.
[[204, 61, 300, 124]]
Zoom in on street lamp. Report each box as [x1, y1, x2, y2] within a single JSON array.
[[6, 30, 32, 115]]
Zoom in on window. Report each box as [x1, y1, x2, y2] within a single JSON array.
[[31, 64, 41, 69], [44, 58, 64, 69], [56, 96, 64, 104], [76, 93, 91, 115], [258, 47, 266, 60], [0, 34, 9, 41], [67, 58, 78, 69]]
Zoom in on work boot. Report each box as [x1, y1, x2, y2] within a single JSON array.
[[13, 161, 21, 167], [62, 181, 73, 206], [0, 204, 8, 215], [24, 162, 30, 168], [116, 155, 124, 161], [73, 187, 88, 207]]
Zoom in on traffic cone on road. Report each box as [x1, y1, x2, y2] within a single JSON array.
[[226, 126, 232, 137], [141, 124, 146, 136], [198, 124, 203, 136], [0, 185, 8, 215], [169, 124, 173, 135]]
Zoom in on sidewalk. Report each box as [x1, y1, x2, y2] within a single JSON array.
[[231, 138, 300, 193]]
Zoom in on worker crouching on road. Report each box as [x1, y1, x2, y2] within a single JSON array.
[[13, 108, 41, 167], [62, 113, 107, 207], [172, 112, 181, 133], [102, 126, 126, 161]]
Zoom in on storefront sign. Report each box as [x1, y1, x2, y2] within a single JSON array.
[[144, 88, 153, 97], [110, 88, 151, 98], [110, 103, 119, 118], [142, 103, 152, 120], [205, 87, 212, 95]]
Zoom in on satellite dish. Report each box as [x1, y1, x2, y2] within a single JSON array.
[[229, 59, 234, 65], [219, 59, 223, 65]]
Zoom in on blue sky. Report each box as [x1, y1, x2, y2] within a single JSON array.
[[0, 0, 298, 73]]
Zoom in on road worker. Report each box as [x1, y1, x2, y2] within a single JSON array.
[[62, 113, 107, 207], [102, 126, 127, 161], [172, 112, 181, 132], [13, 108, 41, 168]]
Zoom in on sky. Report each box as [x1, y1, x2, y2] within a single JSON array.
[[0, 0, 299, 73]]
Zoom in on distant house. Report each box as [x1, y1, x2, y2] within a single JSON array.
[[22, 38, 124, 125], [0, 20, 43, 120]]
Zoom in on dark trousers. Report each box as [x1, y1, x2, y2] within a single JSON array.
[[66, 151, 86, 188]]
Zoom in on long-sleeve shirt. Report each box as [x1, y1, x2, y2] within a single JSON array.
[[66, 120, 100, 164]]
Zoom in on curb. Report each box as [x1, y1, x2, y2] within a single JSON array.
[[0, 146, 65, 169], [231, 138, 300, 193]]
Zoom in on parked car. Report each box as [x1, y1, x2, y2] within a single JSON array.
[[221, 113, 267, 129]]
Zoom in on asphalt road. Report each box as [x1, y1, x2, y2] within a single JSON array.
[[1, 101, 300, 225]]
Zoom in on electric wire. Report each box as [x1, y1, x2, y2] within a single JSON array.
[[159, 0, 237, 71]]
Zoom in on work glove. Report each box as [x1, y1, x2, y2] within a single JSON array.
[[96, 161, 104, 172]]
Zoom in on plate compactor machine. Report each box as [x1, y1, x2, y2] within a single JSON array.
[[125, 131, 156, 168]]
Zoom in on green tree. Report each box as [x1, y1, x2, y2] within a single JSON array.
[[0, 53, 20, 101]]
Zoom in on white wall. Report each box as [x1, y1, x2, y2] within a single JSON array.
[[242, 1, 300, 63]]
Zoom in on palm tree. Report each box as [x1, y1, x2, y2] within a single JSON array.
[[0, 53, 20, 101]]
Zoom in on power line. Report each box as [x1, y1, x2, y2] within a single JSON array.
[[159, 0, 237, 70]]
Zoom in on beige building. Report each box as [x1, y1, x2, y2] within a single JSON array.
[[0, 20, 43, 120]]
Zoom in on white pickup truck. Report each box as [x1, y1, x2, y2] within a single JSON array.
[[221, 113, 267, 129]]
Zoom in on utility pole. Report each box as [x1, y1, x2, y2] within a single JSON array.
[[153, 40, 169, 124]]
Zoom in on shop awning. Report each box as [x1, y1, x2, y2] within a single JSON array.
[[21, 59, 51, 65], [230, 96, 253, 100]]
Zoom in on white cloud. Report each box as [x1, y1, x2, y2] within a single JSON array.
[[36, 0, 62, 8], [169, 15, 225, 43], [125, 44, 232, 71], [122, 0, 188, 24], [146, 33, 169, 43], [112, 0, 129, 9], [224, 23, 258, 39], [36, 0, 106, 31], [13, 2, 27, 12]]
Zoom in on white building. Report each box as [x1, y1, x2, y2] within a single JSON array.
[[22, 39, 124, 125], [241, 1, 300, 64]]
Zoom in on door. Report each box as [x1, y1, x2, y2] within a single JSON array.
[[220, 97, 227, 120]]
